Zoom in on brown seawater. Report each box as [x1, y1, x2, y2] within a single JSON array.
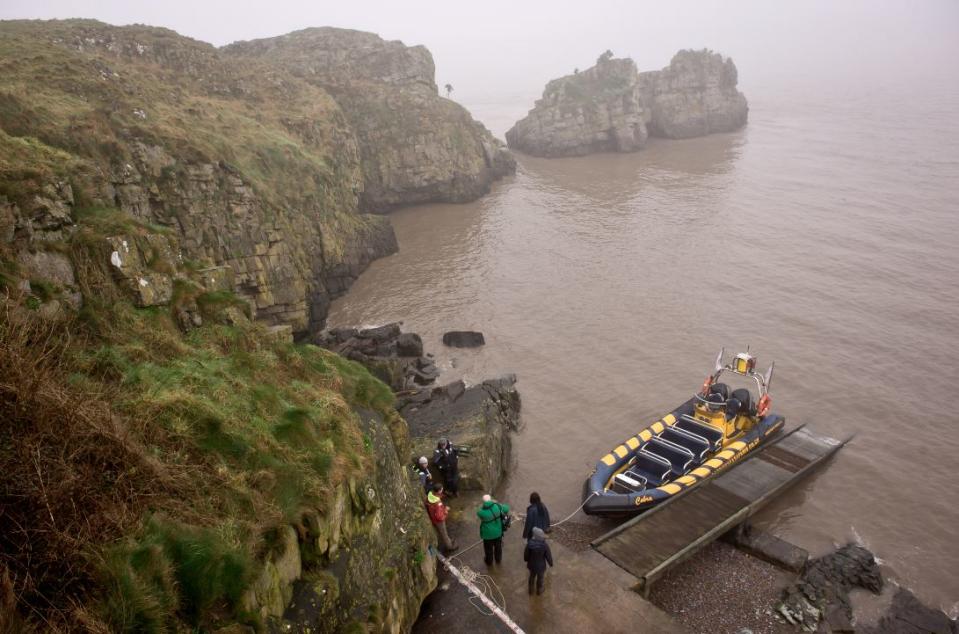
[[330, 75, 959, 609]]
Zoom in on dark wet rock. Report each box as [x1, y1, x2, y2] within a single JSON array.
[[316, 323, 436, 390], [862, 588, 957, 634], [402, 375, 520, 492], [434, 379, 466, 402], [396, 332, 424, 357], [441, 330, 485, 348], [357, 322, 401, 343], [776, 544, 883, 632]]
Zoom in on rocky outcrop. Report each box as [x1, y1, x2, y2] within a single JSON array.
[[506, 55, 648, 157], [507, 49, 748, 157], [777, 544, 883, 632], [640, 49, 748, 139], [223, 28, 515, 213], [319, 324, 521, 492], [402, 376, 521, 492], [316, 323, 441, 390]]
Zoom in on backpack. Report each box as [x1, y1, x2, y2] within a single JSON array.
[[481, 503, 511, 534]]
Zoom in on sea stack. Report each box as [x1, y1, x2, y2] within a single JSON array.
[[640, 49, 749, 139], [506, 49, 748, 158], [505, 52, 648, 157]]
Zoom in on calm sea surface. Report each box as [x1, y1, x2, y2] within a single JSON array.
[[330, 75, 959, 608]]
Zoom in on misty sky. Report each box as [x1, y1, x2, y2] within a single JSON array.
[[3, 1, 958, 109]]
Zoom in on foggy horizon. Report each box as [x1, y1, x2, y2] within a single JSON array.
[[3, 0, 958, 108]]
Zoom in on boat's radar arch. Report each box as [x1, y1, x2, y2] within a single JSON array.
[[699, 348, 775, 417]]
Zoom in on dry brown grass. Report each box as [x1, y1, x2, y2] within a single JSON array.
[[0, 303, 166, 630]]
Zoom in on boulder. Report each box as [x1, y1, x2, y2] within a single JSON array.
[[396, 332, 424, 357], [357, 322, 401, 343], [442, 331, 485, 348], [402, 375, 520, 492]]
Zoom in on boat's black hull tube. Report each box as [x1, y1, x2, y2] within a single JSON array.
[[583, 397, 784, 517]]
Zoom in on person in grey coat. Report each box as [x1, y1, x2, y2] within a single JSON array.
[[523, 526, 553, 595]]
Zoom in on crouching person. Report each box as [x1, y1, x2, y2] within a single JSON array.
[[425, 484, 457, 554], [523, 527, 553, 595]]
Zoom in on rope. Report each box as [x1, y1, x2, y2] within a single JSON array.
[[549, 492, 596, 528], [447, 538, 484, 563], [433, 548, 525, 634], [514, 492, 597, 529]]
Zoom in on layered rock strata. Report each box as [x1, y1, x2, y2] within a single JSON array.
[[224, 28, 516, 212], [1, 20, 514, 338], [0, 20, 398, 337], [507, 49, 748, 157]]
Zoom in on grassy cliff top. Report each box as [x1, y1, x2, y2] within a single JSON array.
[[0, 19, 361, 212]]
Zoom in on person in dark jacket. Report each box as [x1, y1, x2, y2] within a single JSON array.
[[432, 438, 460, 496], [523, 527, 553, 595], [522, 492, 551, 540]]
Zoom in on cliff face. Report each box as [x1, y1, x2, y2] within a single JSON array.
[[505, 57, 648, 157], [507, 49, 748, 157], [224, 28, 516, 213], [0, 20, 399, 337], [1, 206, 437, 631]]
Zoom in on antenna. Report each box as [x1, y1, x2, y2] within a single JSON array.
[[713, 348, 725, 374]]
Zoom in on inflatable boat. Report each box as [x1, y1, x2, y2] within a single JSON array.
[[583, 349, 785, 517]]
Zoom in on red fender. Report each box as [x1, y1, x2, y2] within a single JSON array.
[[757, 394, 771, 417], [700, 376, 713, 396]]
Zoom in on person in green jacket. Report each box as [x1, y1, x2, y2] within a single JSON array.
[[476, 494, 510, 565]]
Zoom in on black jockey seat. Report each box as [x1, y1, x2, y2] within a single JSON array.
[[631, 450, 673, 486], [725, 397, 742, 421], [709, 382, 729, 400], [677, 416, 724, 451], [644, 437, 694, 476], [731, 388, 753, 415], [661, 426, 710, 463]]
